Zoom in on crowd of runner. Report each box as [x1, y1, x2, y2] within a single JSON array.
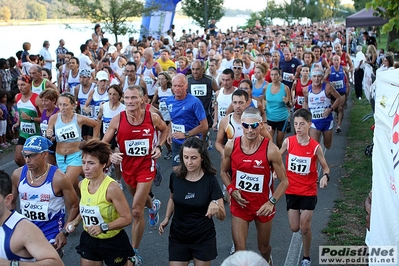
[[0, 20, 396, 266]]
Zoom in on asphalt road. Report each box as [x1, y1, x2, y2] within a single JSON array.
[[0, 99, 351, 265]]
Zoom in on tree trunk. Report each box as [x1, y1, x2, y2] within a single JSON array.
[[388, 29, 399, 53]]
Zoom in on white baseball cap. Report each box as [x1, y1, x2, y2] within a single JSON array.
[[96, 70, 109, 81], [108, 45, 117, 54]]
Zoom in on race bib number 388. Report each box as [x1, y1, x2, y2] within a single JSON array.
[[125, 139, 149, 156], [235, 170, 264, 193]]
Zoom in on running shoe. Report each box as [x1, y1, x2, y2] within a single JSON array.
[[0, 143, 8, 149], [148, 199, 161, 226], [5, 142, 11, 147], [301, 259, 311, 266], [129, 254, 143, 266], [164, 150, 172, 160], [335, 126, 342, 133]]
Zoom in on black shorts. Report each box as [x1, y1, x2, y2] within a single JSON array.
[[286, 194, 317, 211], [169, 236, 217, 262], [267, 119, 288, 132], [76, 230, 134, 266], [82, 125, 93, 137]]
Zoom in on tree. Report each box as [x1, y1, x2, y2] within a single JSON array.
[[0, 6, 11, 22], [63, 0, 153, 42], [366, 1, 399, 51], [181, 0, 225, 29], [243, 1, 284, 28], [27, 2, 47, 21]]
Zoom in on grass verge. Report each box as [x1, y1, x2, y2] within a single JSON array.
[[323, 94, 374, 245]]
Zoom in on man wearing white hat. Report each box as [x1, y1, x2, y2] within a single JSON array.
[[109, 45, 127, 77], [83, 70, 110, 121]]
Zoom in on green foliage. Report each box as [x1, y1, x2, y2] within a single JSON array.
[[181, 0, 225, 28], [0, 6, 11, 22], [353, 0, 370, 11], [27, 2, 47, 21], [366, 1, 399, 51], [64, 0, 151, 42], [243, 1, 284, 28]]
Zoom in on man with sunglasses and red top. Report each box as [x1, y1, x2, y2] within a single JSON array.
[[221, 107, 288, 266]]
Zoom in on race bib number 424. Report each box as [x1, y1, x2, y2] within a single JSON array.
[[235, 170, 264, 193]]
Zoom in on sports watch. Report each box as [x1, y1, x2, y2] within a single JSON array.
[[100, 223, 109, 233]]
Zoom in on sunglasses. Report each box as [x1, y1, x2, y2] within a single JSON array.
[[242, 122, 261, 129], [233, 66, 242, 69], [21, 151, 42, 159]]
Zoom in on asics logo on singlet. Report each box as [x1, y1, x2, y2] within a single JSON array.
[[24, 203, 43, 210], [59, 125, 74, 134], [80, 207, 95, 214], [240, 174, 259, 182], [291, 157, 307, 163], [128, 141, 146, 147]]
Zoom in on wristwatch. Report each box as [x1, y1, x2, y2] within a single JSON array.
[[100, 223, 109, 233], [184, 132, 190, 138], [61, 228, 69, 237], [323, 173, 330, 182], [156, 145, 164, 152], [269, 196, 278, 205], [30, 117, 34, 122]]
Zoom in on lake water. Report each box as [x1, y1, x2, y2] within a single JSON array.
[[0, 16, 251, 61]]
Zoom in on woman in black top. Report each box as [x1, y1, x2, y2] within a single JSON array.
[[159, 137, 226, 266]]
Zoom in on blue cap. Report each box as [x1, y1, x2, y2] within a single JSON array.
[[23, 136, 53, 153]]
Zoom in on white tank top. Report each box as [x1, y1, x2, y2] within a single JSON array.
[[78, 83, 96, 118], [102, 101, 125, 134], [122, 76, 141, 92], [92, 87, 109, 120], [110, 56, 124, 77], [67, 70, 80, 94], [157, 87, 173, 121], [216, 87, 235, 126]]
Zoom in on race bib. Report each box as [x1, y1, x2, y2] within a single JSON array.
[[21, 122, 36, 134], [288, 154, 311, 175], [282, 72, 294, 82], [94, 106, 100, 118], [55, 124, 79, 141], [331, 80, 344, 90], [103, 122, 110, 134], [191, 84, 207, 96], [297, 96, 304, 105], [125, 139, 149, 156], [21, 200, 49, 221], [235, 170, 264, 193], [311, 108, 325, 120], [40, 122, 48, 137], [219, 106, 227, 118], [80, 104, 93, 117], [159, 101, 168, 113], [171, 123, 185, 133], [80, 205, 104, 226], [144, 76, 154, 87]]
